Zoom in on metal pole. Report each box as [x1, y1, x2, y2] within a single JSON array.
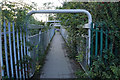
[[27, 9, 92, 65], [0, 7, 2, 79], [8, 22, 14, 77], [4, 20, 10, 78]]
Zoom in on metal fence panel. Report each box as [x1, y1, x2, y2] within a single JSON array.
[[28, 28, 55, 77], [60, 26, 89, 70], [0, 21, 55, 79]]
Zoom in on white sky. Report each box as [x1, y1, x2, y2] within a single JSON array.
[[7, 0, 64, 22]]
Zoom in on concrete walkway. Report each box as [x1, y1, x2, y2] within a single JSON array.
[[40, 32, 76, 78]]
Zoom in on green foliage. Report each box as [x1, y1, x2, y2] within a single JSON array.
[[2, 1, 43, 31], [16, 55, 33, 69], [76, 51, 120, 79], [76, 52, 84, 62], [56, 2, 120, 79]]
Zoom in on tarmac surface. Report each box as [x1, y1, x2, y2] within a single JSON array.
[[40, 32, 76, 78]]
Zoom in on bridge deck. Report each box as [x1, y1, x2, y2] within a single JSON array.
[[40, 32, 76, 78]]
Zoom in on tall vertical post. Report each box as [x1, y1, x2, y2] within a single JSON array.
[[105, 29, 108, 50], [26, 20, 30, 78], [90, 23, 93, 65], [95, 27, 98, 56], [4, 20, 10, 78], [8, 22, 14, 77], [13, 22, 18, 78], [17, 29, 21, 78], [105, 29, 108, 63], [20, 29, 25, 78], [23, 32, 28, 78], [0, 7, 3, 79], [100, 27, 103, 56]]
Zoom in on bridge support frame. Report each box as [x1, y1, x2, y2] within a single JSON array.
[[27, 9, 92, 65]]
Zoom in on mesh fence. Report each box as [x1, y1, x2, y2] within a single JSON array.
[[28, 28, 55, 76]]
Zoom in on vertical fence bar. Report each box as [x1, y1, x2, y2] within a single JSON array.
[[100, 28, 103, 56], [12, 22, 18, 78], [105, 29, 108, 63], [90, 23, 93, 65], [20, 29, 25, 78], [0, 12, 4, 78], [4, 20, 10, 78], [43, 32, 45, 51], [23, 33, 28, 78], [95, 27, 98, 56], [110, 37, 113, 53], [48, 30, 50, 43], [41, 32, 44, 54], [86, 36, 88, 65], [105, 29, 108, 49], [47, 30, 49, 45], [26, 28, 30, 78], [46, 31, 47, 49], [50, 29, 51, 40], [39, 31, 41, 42], [17, 29, 21, 78], [8, 22, 14, 77]]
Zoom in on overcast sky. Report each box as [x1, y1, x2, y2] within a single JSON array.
[[7, 0, 64, 22]]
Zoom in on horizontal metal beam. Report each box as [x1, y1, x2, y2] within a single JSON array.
[[27, 24, 44, 29], [27, 9, 92, 24]]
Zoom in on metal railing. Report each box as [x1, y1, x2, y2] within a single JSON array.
[[28, 28, 55, 77], [0, 21, 26, 78], [60, 26, 89, 71], [60, 27, 68, 43], [0, 20, 55, 79]]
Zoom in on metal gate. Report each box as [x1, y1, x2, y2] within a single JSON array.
[[90, 22, 119, 64], [0, 20, 55, 79]]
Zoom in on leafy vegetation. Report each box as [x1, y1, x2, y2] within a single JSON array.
[[56, 2, 120, 79], [1, 1, 120, 79], [76, 52, 120, 79], [1, 1, 46, 78], [2, 1, 44, 30]]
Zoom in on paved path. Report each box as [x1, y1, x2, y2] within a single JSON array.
[[40, 32, 76, 78]]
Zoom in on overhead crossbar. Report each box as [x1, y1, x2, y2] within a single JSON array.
[[27, 9, 92, 65]]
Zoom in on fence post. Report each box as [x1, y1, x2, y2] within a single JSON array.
[[90, 23, 93, 65], [26, 27, 30, 78], [4, 20, 10, 78], [23, 32, 28, 78], [8, 22, 14, 77], [39, 31, 41, 42], [17, 29, 22, 78], [95, 26, 98, 56], [12, 22, 18, 78], [20, 29, 25, 78], [100, 27, 103, 56], [0, 7, 3, 79]]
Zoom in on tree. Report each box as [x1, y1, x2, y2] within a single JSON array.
[[2, 1, 43, 30]]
